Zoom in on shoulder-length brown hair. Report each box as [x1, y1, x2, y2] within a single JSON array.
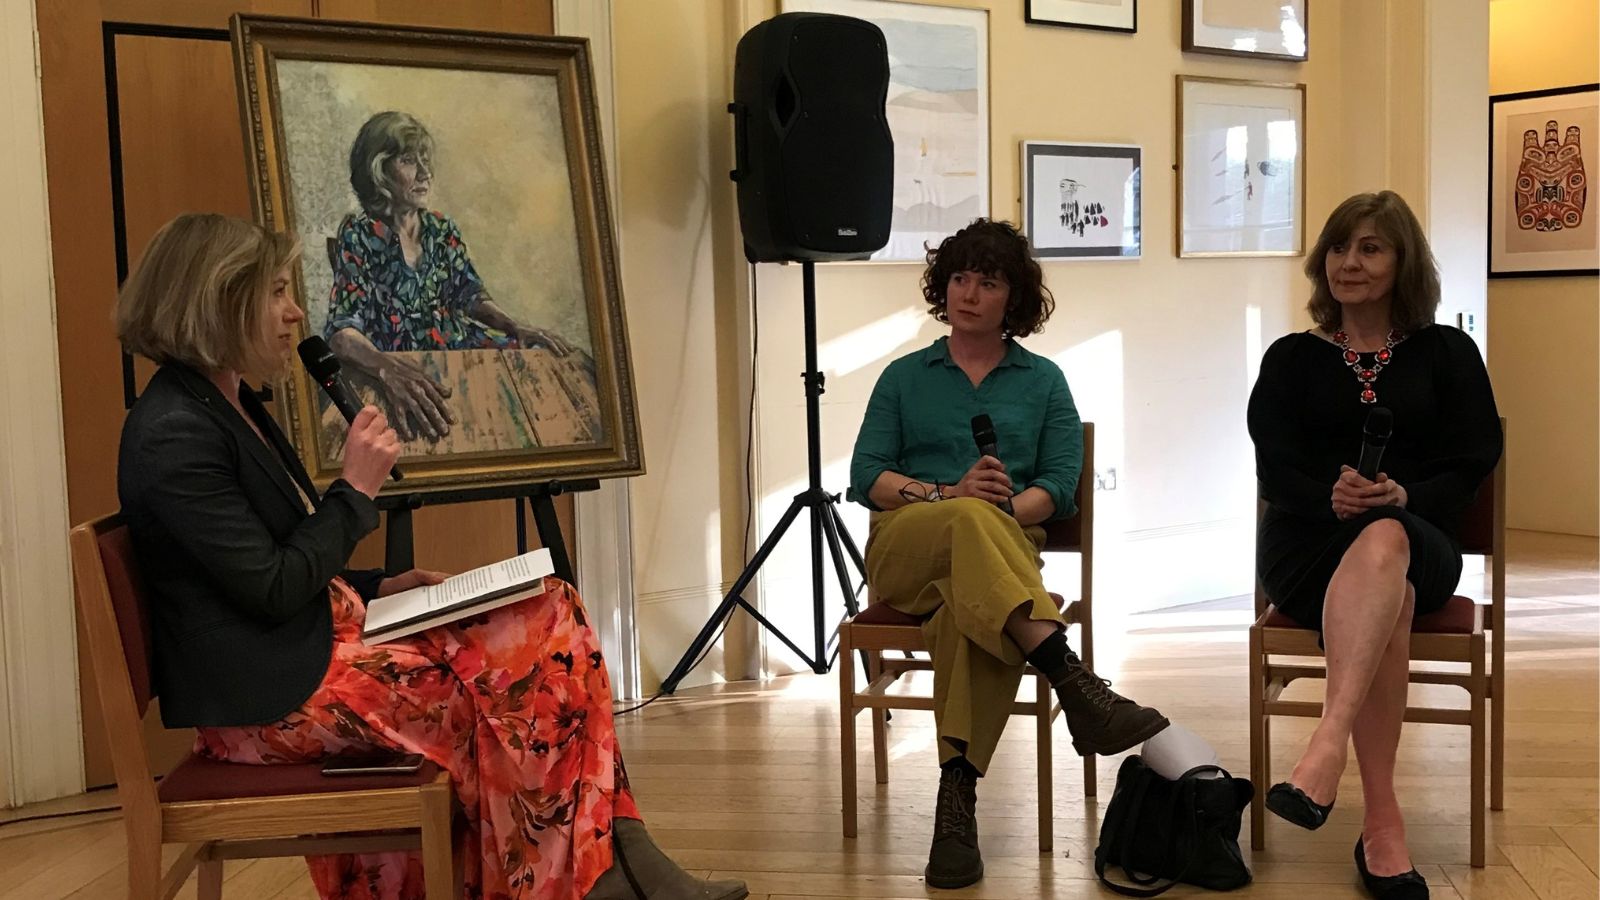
[[1305, 191, 1440, 332], [921, 218, 1055, 338], [115, 213, 301, 372]]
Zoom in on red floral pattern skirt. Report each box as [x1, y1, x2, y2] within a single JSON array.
[[194, 577, 639, 900]]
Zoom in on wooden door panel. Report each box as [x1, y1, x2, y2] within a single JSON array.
[[316, 0, 553, 33]]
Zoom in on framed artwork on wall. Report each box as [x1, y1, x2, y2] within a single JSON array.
[[783, 0, 989, 261], [1489, 83, 1598, 278], [1025, 0, 1136, 34], [232, 15, 644, 493], [1176, 75, 1306, 258], [1021, 141, 1141, 259], [1182, 0, 1307, 62]]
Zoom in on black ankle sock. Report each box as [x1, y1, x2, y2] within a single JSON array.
[[941, 756, 981, 779], [1025, 628, 1081, 685]]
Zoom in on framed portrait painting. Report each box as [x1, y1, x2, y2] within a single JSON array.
[[1489, 83, 1598, 278], [1021, 141, 1141, 259], [782, 0, 989, 262], [231, 16, 642, 494], [1176, 75, 1306, 258], [1183, 0, 1307, 62], [1025, 0, 1136, 34]]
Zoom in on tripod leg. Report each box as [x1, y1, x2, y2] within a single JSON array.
[[820, 504, 864, 616], [660, 497, 809, 693], [820, 508, 874, 680], [831, 505, 869, 582]]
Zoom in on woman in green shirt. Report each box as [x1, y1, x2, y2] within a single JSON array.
[[849, 219, 1167, 889]]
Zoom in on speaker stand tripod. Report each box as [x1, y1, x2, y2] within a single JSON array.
[[660, 261, 866, 694]]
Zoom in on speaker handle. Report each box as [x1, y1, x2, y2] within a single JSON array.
[[728, 101, 748, 183]]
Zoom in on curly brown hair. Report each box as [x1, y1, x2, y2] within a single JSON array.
[[921, 219, 1055, 338], [1305, 191, 1441, 333]]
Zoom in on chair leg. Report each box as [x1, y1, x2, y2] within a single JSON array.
[[1491, 633, 1506, 811], [869, 652, 889, 786], [1082, 749, 1097, 799], [1470, 635, 1487, 868], [421, 777, 457, 900], [1248, 625, 1267, 852], [1036, 671, 1054, 853], [196, 859, 223, 900], [840, 627, 859, 839], [125, 815, 164, 900]]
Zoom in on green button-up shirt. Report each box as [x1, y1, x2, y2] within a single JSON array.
[[848, 337, 1084, 520]]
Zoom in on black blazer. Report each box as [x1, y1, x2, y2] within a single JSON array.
[[117, 364, 385, 727]]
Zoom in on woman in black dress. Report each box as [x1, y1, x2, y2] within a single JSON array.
[[1248, 191, 1501, 900]]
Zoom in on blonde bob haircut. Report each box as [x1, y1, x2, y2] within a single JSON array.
[[1305, 190, 1441, 333], [115, 213, 302, 372]]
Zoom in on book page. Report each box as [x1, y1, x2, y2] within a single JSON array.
[[423, 553, 545, 610], [363, 548, 553, 635]]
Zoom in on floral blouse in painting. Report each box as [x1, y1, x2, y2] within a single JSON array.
[[324, 210, 508, 351]]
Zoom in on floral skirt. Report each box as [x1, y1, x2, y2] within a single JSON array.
[[194, 577, 639, 900]]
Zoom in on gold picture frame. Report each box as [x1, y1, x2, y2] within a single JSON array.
[[232, 15, 643, 494], [1176, 75, 1307, 258]]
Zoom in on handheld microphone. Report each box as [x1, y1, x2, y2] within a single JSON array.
[[1356, 407, 1393, 482], [969, 413, 1013, 515], [297, 336, 403, 482]]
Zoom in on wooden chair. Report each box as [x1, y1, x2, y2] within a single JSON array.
[[70, 513, 459, 899], [838, 422, 1098, 852], [1247, 423, 1506, 868]]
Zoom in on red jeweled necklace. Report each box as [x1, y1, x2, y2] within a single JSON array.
[[1332, 328, 1404, 405]]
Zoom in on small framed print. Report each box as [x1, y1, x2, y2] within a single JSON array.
[[1026, 0, 1136, 34], [1021, 141, 1141, 259], [1183, 0, 1307, 62], [1176, 75, 1306, 258], [1489, 83, 1598, 278]]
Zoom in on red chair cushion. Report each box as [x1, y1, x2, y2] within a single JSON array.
[[158, 752, 441, 803], [1263, 595, 1478, 635], [852, 592, 1066, 627]]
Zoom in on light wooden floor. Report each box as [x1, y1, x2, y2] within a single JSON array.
[[4, 530, 1595, 899]]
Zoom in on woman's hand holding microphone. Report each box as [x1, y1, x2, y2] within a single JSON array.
[[947, 455, 1014, 507], [341, 406, 403, 499]]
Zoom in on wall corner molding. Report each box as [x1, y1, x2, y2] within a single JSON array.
[[0, 0, 84, 806]]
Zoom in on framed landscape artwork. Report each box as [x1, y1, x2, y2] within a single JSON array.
[[1183, 0, 1307, 62], [1025, 0, 1136, 34], [1489, 83, 1598, 278], [232, 15, 643, 494]]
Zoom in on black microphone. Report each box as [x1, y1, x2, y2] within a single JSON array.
[[969, 413, 1013, 515], [297, 336, 403, 482], [1356, 407, 1393, 482]]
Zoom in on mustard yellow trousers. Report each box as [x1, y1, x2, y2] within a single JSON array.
[[864, 498, 1066, 772]]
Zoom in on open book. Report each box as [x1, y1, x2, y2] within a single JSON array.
[[362, 548, 554, 644]]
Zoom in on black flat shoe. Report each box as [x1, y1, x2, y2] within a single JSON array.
[[1265, 781, 1335, 830], [1355, 836, 1428, 899]]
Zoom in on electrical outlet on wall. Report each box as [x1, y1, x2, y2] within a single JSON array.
[[1095, 467, 1118, 491], [1456, 312, 1477, 333]]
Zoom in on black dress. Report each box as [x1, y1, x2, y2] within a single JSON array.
[[1247, 325, 1502, 631]]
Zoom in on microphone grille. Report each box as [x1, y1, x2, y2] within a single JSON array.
[[297, 336, 340, 380], [1364, 406, 1393, 437]]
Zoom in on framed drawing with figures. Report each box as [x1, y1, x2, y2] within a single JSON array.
[[231, 15, 643, 494]]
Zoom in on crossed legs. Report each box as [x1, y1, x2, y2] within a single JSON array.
[[1288, 517, 1418, 876]]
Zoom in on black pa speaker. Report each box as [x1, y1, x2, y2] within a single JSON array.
[[730, 13, 893, 262]]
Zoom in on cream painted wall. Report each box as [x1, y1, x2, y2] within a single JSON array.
[[613, 0, 758, 689], [611, 0, 1503, 686], [1489, 0, 1599, 536], [747, 0, 1352, 662]]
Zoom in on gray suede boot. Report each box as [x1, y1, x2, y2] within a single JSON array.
[[584, 818, 749, 900]]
